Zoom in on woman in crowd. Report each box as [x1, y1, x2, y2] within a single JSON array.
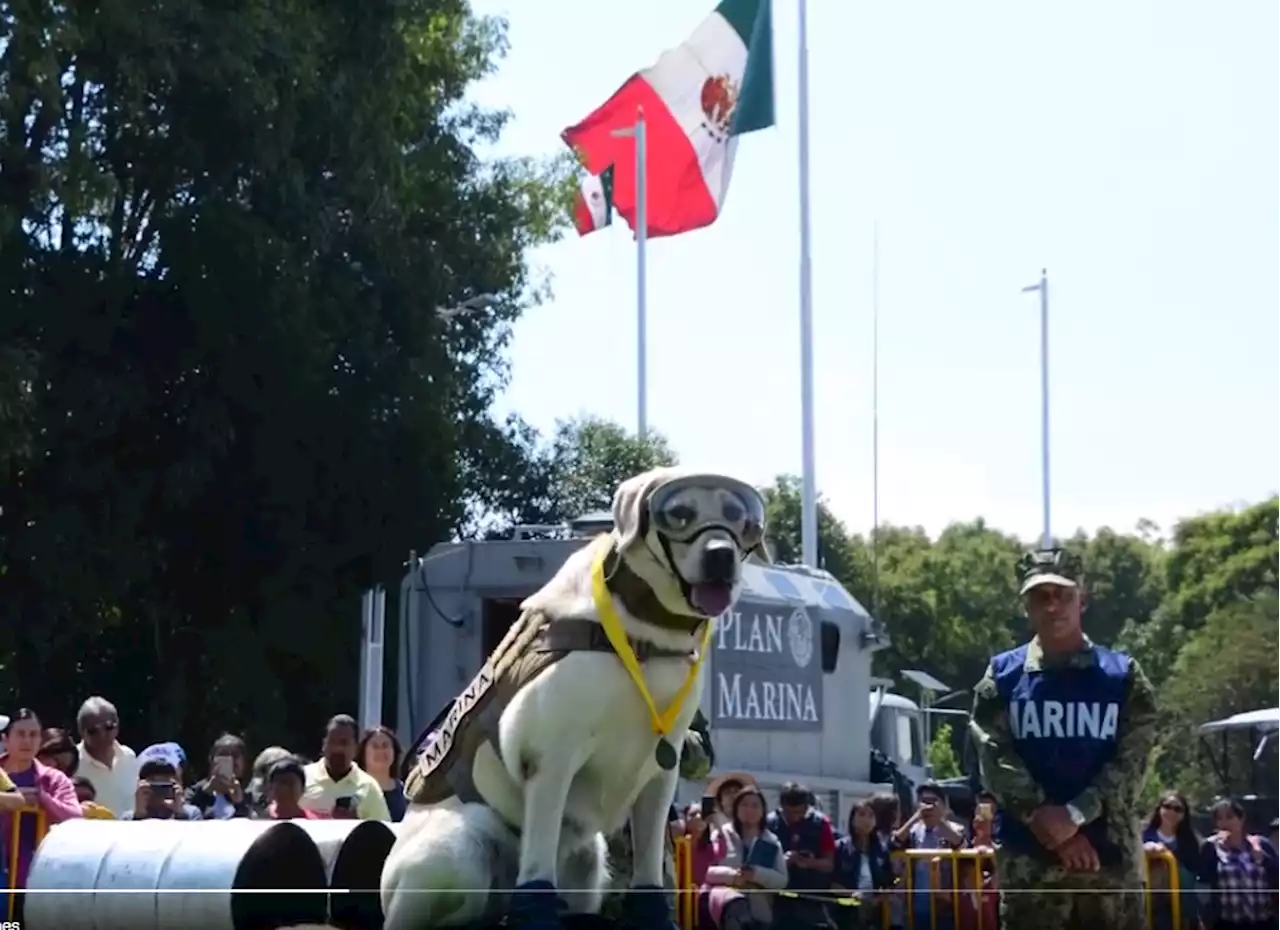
[[831, 798, 892, 929], [1142, 790, 1201, 930], [187, 733, 253, 819], [355, 726, 407, 822], [703, 786, 788, 930], [0, 709, 83, 913], [35, 728, 78, 777], [867, 793, 905, 930], [1197, 797, 1277, 930]]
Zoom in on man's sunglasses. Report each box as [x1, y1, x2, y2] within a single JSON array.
[[84, 722, 119, 737]]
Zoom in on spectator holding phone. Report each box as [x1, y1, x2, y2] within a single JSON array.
[[187, 733, 253, 819], [891, 782, 965, 930], [704, 787, 788, 930], [300, 714, 389, 820], [123, 743, 202, 820]]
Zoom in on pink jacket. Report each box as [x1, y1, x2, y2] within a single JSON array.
[[0, 756, 83, 823]]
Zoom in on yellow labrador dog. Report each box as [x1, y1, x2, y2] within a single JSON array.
[[381, 467, 767, 930]]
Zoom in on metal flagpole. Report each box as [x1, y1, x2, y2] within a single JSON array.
[[798, 0, 818, 568], [1022, 269, 1050, 548], [871, 222, 881, 617], [613, 109, 649, 438], [635, 109, 649, 438]]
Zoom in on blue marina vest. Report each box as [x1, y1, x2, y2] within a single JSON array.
[[991, 642, 1130, 864]]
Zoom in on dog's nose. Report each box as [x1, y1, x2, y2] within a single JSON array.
[[701, 542, 737, 583]]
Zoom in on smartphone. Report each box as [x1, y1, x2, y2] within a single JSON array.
[[151, 781, 175, 801], [700, 796, 716, 818], [333, 796, 355, 812], [213, 757, 234, 780]]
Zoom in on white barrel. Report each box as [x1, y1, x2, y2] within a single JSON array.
[[285, 820, 396, 930], [24, 819, 330, 930]]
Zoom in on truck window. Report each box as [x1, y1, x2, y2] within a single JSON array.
[[896, 711, 923, 768]]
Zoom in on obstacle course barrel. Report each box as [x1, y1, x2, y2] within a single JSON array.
[[24, 819, 331, 930], [285, 820, 397, 930]]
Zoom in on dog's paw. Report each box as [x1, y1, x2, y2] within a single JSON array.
[[619, 885, 678, 930], [509, 880, 564, 930]]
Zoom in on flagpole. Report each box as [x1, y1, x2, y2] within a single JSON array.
[[635, 108, 649, 439], [797, 0, 818, 568], [871, 221, 881, 618], [1022, 269, 1050, 548]]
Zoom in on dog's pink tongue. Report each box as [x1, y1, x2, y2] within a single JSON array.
[[691, 583, 733, 617]]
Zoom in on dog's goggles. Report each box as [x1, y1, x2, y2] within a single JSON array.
[[647, 475, 766, 552]]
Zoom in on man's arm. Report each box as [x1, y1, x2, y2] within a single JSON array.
[[968, 662, 1044, 824], [1065, 657, 1158, 824]]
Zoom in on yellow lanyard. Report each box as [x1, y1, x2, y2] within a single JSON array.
[[590, 545, 714, 736]]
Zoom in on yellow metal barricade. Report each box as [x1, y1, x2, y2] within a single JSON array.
[[674, 835, 695, 930], [1142, 846, 1182, 930], [6, 805, 49, 919], [882, 847, 1181, 930], [886, 848, 996, 930]]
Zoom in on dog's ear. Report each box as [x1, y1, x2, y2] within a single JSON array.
[[611, 472, 649, 552]]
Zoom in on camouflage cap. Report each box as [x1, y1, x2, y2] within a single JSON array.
[[1017, 547, 1084, 595]]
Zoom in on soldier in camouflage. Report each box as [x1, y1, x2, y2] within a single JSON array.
[[969, 548, 1157, 930]]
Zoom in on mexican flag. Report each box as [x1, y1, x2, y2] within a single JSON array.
[[572, 165, 614, 236], [562, 0, 774, 239]]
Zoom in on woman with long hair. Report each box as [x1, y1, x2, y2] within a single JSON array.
[[1, 709, 82, 917], [355, 726, 407, 822], [1142, 790, 1201, 930], [1197, 797, 1277, 930], [832, 799, 892, 928], [703, 787, 789, 930]]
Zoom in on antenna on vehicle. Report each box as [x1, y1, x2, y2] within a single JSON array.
[[871, 220, 882, 621]]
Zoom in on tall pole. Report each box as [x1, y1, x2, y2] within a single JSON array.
[[1022, 269, 1050, 548], [797, 0, 818, 568], [871, 222, 881, 617], [636, 108, 649, 438]]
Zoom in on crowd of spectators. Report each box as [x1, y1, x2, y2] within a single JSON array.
[[4, 700, 1277, 930], [1, 699, 411, 917]]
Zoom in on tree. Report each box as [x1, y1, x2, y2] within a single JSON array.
[[928, 721, 963, 780], [1155, 590, 1279, 801], [1120, 497, 1278, 684], [0, 1, 569, 752], [537, 416, 678, 525], [759, 475, 862, 584]]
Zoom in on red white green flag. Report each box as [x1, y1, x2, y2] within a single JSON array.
[[563, 0, 775, 239], [572, 165, 615, 236]]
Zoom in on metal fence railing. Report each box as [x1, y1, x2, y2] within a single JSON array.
[[5, 805, 49, 920], [668, 842, 1182, 930]]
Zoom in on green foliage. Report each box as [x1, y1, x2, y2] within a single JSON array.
[[0, 0, 568, 753], [928, 722, 962, 780]]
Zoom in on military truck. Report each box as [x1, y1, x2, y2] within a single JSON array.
[[385, 512, 931, 826]]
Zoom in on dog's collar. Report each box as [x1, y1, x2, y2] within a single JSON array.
[[603, 543, 709, 635], [534, 619, 693, 661]]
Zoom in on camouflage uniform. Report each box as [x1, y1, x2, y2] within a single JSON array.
[[969, 635, 1158, 930], [603, 709, 716, 916]]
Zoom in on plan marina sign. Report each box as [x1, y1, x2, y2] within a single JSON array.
[[710, 603, 823, 731]]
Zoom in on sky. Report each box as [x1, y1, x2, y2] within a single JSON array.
[[469, 0, 1279, 543]]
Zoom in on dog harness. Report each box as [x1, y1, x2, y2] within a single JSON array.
[[403, 544, 704, 807]]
